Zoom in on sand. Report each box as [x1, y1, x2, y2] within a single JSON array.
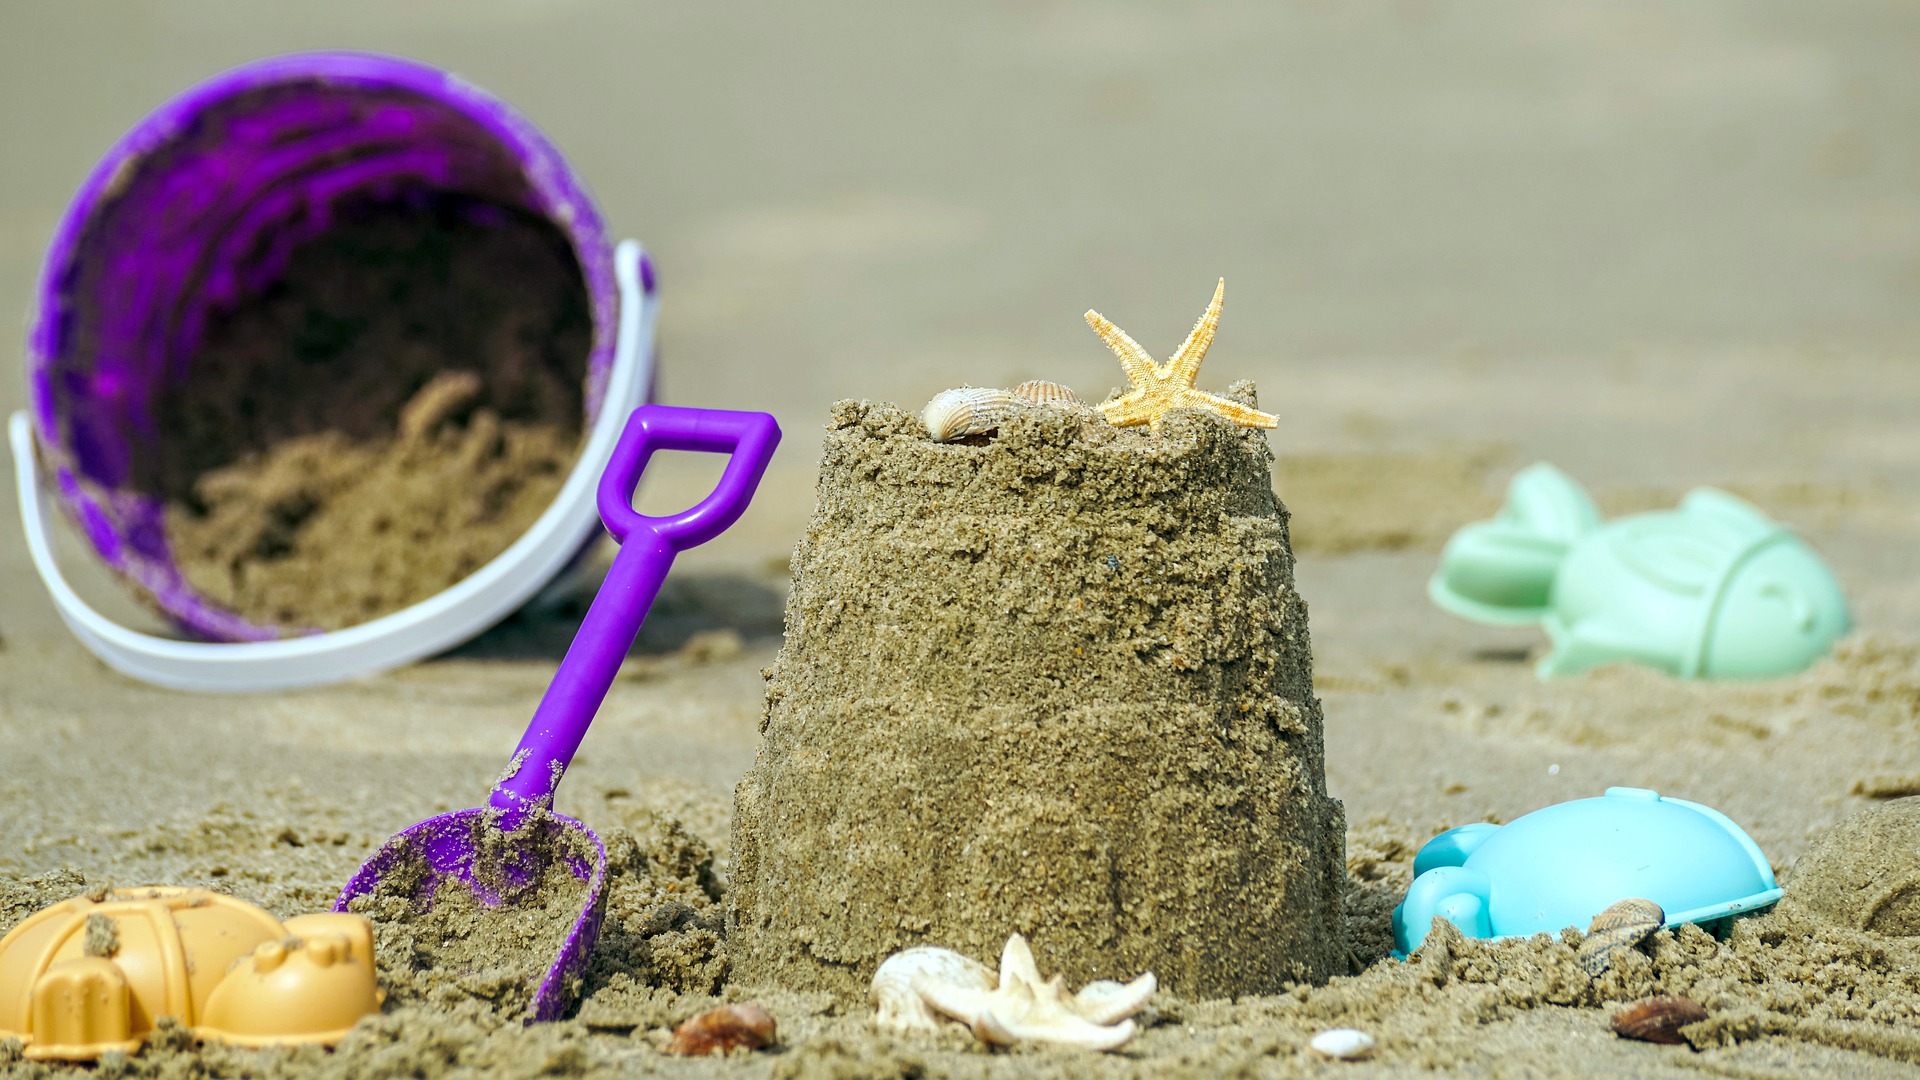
[[1779, 798, 1920, 938], [7, 2, 1920, 1076], [348, 809, 598, 1019], [157, 199, 591, 632], [9, 409, 1920, 1080], [7, 414, 1920, 1076], [730, 391, 1346, 1000], [10, 788, 1920, 1077]]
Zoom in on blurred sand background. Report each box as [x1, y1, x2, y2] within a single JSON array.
[[3, 2, 1920, 1076]]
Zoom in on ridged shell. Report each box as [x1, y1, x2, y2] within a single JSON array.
[[1577, 898, 1665, 975], [1610, 996, 1706, 1045], [923, 387, 1023, 442], [1308, 1028, 1377, 1060], [1010, 380, 1082, 407], [871, 945, 995, 1033]]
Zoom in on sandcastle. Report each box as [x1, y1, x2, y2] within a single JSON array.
[[728, 309, 1349, 999]]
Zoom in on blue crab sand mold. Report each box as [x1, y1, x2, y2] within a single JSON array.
[[727, 392, 1348, 1001], [1392, 788, 1783, 955]]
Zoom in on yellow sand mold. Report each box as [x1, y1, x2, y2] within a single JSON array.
[[0, 887, 380, 1061]]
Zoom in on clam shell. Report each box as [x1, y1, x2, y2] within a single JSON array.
[[1577, 898, 1665, 976], [1610, 996, 1706, 1045], [1010, 380, 1082, 407], [1308, 1027, 1377, 1060], [923, 387, 1023, 442], [871, 945, 995, 1033]]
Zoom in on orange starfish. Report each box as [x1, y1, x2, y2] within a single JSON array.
[[1084, 279, 1278, 431]]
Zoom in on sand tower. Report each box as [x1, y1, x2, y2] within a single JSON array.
[[728, 383, 1348, 1001]]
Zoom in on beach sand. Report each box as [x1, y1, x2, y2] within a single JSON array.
[[4, 1, 1920, 1076]]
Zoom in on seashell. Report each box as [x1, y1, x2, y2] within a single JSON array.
[[664, 1002, 777, 1056], [871, 934, 1153, 1051], [1010, 380, 1082, 407], [1610, 995, 1707, 1045], [871, 945, 995, 1033], [1576, 897, 1665, 976], [923, 387, 1024, 442], [1308, 1027, 1377, 1060]]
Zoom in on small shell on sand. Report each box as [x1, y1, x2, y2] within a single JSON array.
[[871, 934, 1155, 1051], [1577, 898, 1665, 975], [1010, 379, 1082, 407], [1309, 1027, 1377, 1060], [923, 387, 1023, 442], [871, 945, 996, 1033], [664, 1003, 777, 1056], [1610, 996, 1707, 1045]]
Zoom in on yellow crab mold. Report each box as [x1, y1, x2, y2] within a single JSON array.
[[0, 887, 381, 1061]]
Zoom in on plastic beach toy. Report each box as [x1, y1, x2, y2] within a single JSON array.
[[1392, 787, 1783, 955], [9, 51, 657, 692], [335, 404, 780, 1022], [1429, 463, 1850, 679], [0, 887, 380, 1061]]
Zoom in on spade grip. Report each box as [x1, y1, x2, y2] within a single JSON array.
[[489, 406, 781, 819]]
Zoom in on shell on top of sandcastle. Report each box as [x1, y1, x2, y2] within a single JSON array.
[[727, 287, 1347, 1002]]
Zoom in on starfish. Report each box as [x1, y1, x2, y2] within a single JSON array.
[[1084, 278, 1278, 431], [870, 934, 1157, 1052]]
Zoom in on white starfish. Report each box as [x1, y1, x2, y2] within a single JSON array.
[[870, 933, 1156, 1051]]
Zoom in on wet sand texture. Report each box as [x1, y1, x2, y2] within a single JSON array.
[[1782, 797, 1920, 937], [728, 391, 1348, 1001], [154, 197, 591, 632]]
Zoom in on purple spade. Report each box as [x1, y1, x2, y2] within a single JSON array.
[[336, 405, 780, 1021]]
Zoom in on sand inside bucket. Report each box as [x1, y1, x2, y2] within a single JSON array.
[[155, 196, 592, 632]]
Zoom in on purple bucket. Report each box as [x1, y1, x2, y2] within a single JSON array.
[[25, 51, 620, 642]]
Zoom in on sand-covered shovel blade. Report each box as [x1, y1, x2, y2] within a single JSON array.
[[334, 405, 780, 1021]]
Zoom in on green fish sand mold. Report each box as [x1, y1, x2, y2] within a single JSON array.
[[1430, 463, 1851, 679]]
